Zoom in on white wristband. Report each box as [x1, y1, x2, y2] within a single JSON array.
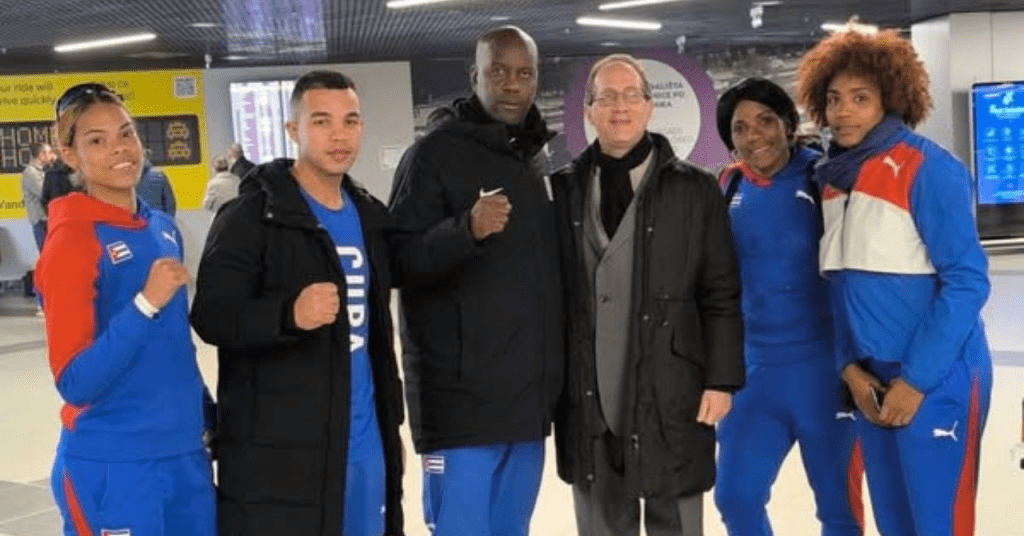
[[134, 292, 159, 319]]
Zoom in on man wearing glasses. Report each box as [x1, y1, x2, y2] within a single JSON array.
[[550, 54, 744, 536], [387, 26, 564, 536]]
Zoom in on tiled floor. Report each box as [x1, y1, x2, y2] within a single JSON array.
[[2, 256, 1024, 536]]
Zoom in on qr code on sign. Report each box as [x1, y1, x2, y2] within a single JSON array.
[[174, 76, 197, 98]]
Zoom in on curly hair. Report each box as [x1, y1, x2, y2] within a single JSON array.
[[795, 29, 931, 128]]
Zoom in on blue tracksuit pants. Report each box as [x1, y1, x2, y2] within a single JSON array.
[[858, 357, 991, 536], [715, 357, 863, 536], [343, 409, 387, 536], [52, 449, 215, 536], [422, 440, 545, 536]]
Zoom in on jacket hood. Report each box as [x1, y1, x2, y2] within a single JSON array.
[[436, 95, 556, 158], [239, 158, 377, 227], [47, 192, 149, 235]]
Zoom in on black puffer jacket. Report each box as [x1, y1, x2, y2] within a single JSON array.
[[191, 159, 404, 536], [388, 96, 565, 453], [551, 134, 744, 498]]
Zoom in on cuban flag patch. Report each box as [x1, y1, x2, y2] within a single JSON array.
[[423, 454, 445, 474], [106, 241, 133, 264], [101, 530, 131, 536]]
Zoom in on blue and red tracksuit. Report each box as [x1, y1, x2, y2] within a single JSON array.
[[819, 124, 992, 536], [714, 146, 863, 536], [35, 192, 214, 536]]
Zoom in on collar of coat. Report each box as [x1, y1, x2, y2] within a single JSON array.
[[239, 158, 376, 228], [433, 96, 557, 159], [566, 132, 679, 185]]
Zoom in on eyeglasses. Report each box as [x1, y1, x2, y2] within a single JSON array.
[[55, 83, 122, 116], [591, 89, 648, 108]]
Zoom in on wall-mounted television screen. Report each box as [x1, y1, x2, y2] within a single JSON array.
[[971, 81, 1024, 240]]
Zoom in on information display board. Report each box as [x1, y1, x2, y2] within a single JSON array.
[[971, 81, 1024, 239]]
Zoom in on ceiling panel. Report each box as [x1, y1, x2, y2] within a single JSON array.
[[0, 0, 1022, 73]]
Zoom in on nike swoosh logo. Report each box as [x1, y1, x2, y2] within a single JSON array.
[[479, 187, 504, 197]]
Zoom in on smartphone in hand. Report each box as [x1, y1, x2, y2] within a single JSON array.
[[869, 385, 884, 410]]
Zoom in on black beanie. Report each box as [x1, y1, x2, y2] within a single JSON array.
[[716, 77, 799, 151]]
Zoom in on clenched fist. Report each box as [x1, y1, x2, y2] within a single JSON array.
[[141, 257, 190, 309], [293, 282, 340, 331], [470, 194, 512, 241]]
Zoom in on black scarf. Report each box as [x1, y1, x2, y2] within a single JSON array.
[[594, 133, 653, 237], [815, 115, 904, 192]]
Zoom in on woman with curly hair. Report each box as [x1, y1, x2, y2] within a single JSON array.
[[796, 28, 992, 535], [712, 77, 863, 536]]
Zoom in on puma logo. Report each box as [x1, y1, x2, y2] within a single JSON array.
[[836, 411, 857, 421], [161, 231, 177, 247], [933, 421, 959, 441], [883, 156, 903, 178], [795, 190, 816, 206]]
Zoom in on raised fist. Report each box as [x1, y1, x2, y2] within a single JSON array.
[[141, 257, 190, 309], [293, 282, 340, 331]]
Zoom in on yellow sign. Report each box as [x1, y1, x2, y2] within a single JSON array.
[[0, 69, 207, 218]]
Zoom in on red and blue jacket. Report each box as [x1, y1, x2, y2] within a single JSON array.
[[819, 126, 991, 392], [36, 192, 205, 461]]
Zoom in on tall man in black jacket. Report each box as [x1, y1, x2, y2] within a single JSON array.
[[191, 71, 405, 536], [551, 54, 744, 536], [388, 26, 564, 536]]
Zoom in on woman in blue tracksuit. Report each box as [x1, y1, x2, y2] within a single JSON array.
[[36, 83, 215, 536], [796, 28, 992, 536], [712, 78, 863, 536]]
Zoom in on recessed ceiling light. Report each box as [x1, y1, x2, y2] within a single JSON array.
[[188, 22, 221, 29], [54, 32, 157, 53], [490, 15, 511, 21], [125, 51, 189, 59], [577, 16, 662, 31], [223, 55, 249, 61], [599, 0, 679, 10], [600, 41, 621, 47], [386, 0, 455, 8], [821, 21, 878, 34]]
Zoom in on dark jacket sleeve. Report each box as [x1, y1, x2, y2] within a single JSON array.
[[386, 140, 482, 288], [190, 194, 299, 351], [695, 173, 745, 391]]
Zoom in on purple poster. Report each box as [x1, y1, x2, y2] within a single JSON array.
[[410, 49, 731, 173]]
